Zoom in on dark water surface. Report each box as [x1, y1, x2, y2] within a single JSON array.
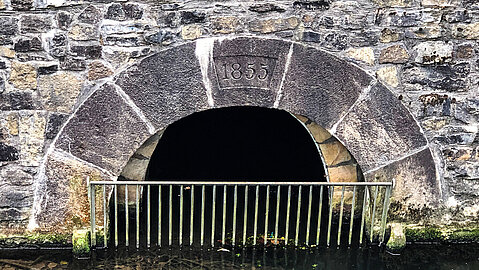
[[1, 245, 479, 269]]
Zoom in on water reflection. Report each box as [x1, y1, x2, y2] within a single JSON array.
[[1, 245, 479, 270]]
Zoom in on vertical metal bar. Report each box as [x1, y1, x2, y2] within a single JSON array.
[[114, 185, 118, 248], [136, 185, 140, 249], [180, 185, 184, 246], [147, 185, 151, 248], [274, 185, 280, 245], [285, 185, 292, 245], [242, 185, 249, 246], [327, 186, 334, 247], [253, 185, 259, 246], [348, 186, 357, 246], [306, 185, 312, 246], [264, 185, 270, 246], [90, 182, 96, 248], [233, 185, 238, 246], [380, 186, 392, 244], [359, 187, 369, 244], [190, 185, 194, 246], [337, 186, 346, 247], [125, 184, 129, 247], [295, 186, 302, 246], [370, 186, 379, 243], [169, 185, 173, 246], [316, 185, 324, 246], [201, 185, 205, 246], [211, 185, 216, 247], [222, 185, 227, 246], [158, 185, 162, 247], [103, 184, 107, 248]]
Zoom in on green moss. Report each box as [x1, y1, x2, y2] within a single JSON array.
[[446, 229, 479, 243], [72, 229, 90, 257], [405, 227, 443, 242], [386, 223, 406, 253], [0, 233, 70, 247]]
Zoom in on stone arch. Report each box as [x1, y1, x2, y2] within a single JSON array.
[[30, 37, 440, 230]]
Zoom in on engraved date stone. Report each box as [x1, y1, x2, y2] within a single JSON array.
[[213, 55, 277, 90]]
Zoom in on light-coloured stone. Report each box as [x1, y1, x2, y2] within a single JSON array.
[[328, 164, 358, 182], [7, 113, 19, 136], [386, 223, 406, 253], [380, 28, 401, 43], [88, 61, 113, 80], [120, 158, 149, 180], [212, 17, 240, 34], [372, 0, 412, 7], [249, 17, 299, 34], [37, 72, 83, 113], [0, 46, 15, 58], [421, 0, 458, 7], [9, 62, 37, 90], [376, 66, 399, 87], [452, 23, 479, 40], [18, 112, 46, 166], [0, 0, 5, 9], [379, 45, 409, 64], [319, 141, 352, 166], [346, 47, 375, 65], [414, 41, 453, 64], [181, 24, 202, 40], [68, 24, 99, 41], [307, 122, 332, 143]]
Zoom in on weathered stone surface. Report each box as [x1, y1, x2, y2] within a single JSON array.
[[181, 11, 206, 24], [38, 65, 58, 75], [336, 83, 427, 171], [319, 140, 352, 166], [105, 3, 143, 21], [0, 91, 35, 110], [48, 33, 68, 58], [37, 150, 111, 230], [78, 5, 102, 24], [0, 47, 15, 58], [11, 0, 33, 10], [306, 122, 331, 143], [293, 0, 330, 10], [414, 41, 453, 64], [377, 66, 399, 87], [57, 11, 72, 30], [0, 0, 4, 9], [379, 45, 409, 63], [0, 61, 5, 69], [115, 42, 209, 130], [321, 32, 349, 51], [249, 17, 299, 33], [403, 63, 469, 92], [365, 148, 440, 220], [209, 37, 292, 107], [37, 72, 83, 113], [105, 3, 126, 21], [212, 17, 240, 34], [88, 61, 113, 80], [372, 0, 413, 7], [328, 164, 358, 182], [55, 83, 151, 174], [422, 0, 459, 7], [452, 23, 479, 39], [279, 43, 372, 129], [20, 15, 53, 33], [181, 24, 201, 40], [60, 57, 86, 71], [0, 143, 19, 161], [145, 30, 175, 44], [0, 17, 18, 36], [9, 62, 37, 90], [346, 47, 375, 65], [70, 44, 102, 59], [18, 112, 46, 166], [455, 44, 474, 59], [301, 31, 321, 42], [249, 3, 285, 13], [14, 37, 42, 52], [68, 24, 100, 41]]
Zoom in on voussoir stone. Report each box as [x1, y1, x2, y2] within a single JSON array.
[[115, 42, 209, 130], [278, 43, 372, 129], [55, 83, 151, 174], [335, 83, 427, 172], [208, 37, 292, 107]]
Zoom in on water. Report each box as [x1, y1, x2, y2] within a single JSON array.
[[1, 244, 479, 269]]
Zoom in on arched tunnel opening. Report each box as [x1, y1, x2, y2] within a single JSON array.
[[111, 107, 339, 248]]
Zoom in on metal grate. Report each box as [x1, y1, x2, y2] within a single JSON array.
[[88, 180, 392, 249]]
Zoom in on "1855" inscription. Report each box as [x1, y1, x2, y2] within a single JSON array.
[[213, 55, 277, 90]]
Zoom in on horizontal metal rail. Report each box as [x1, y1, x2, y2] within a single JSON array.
[[88, 180, 393, 250]]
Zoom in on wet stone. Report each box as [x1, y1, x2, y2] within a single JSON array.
[[11, 0, 33, 10], [123, 3, 143, 20], [20, 15, 53, 33], [249, 3, 285, 13], [14, 37, 42, 52], [45, 113, 67, 140], [105, 3, 143, 21], [105, 3, 125, 21], [0, 17, 18, 36], [302, 31, 321, 42], [0, 61, 5, 69], [70, 44, 102, 59], [0, 91, 34, 110], [322, 32, 349, 51], [78, 5, 102, 24], [38, 65, 58, 75], [57, 11, 72, 30]]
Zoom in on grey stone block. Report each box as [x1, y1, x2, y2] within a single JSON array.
[[55, 83, 151, 174], [278, 43, 371, 129], [335, 83, 427, 172]]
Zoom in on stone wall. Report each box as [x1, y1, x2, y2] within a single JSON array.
[[0, 0, 477, 234]]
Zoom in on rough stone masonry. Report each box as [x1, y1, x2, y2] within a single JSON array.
[[0, 0, 477, 245]]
